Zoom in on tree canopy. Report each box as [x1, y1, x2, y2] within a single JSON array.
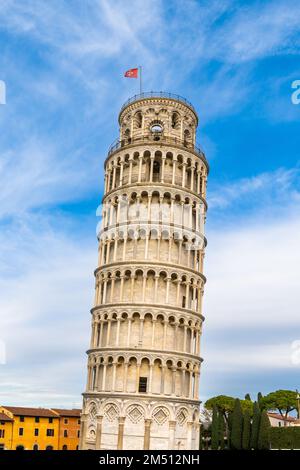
[[205, 395, 253, 421], [261, 390, 297, 420]]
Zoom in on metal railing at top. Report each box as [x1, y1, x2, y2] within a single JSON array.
[[119, 92, 197, 114], [107, 135, 206, 161]]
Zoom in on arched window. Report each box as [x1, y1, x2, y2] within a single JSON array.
[[124, 128, 131, 144], [134, 111, 142, 129], [62, 444, 68, 450], [184, 129, 192, 146], [33, 444, 38, 451], [171, 112, 180, 129], [153, 161, 160, 181]]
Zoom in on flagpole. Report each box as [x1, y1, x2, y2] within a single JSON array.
[[139, 66, 142, 94]]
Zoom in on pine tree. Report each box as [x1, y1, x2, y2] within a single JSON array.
[[250, 401, 261, 449], [218, 411, 225, 450], [242, 410, 251, 450], [211, 405, 219, 450], [230, 399, 243, 450], [258, 410, 271, 450]]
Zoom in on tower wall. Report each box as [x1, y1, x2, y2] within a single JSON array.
[[80, 94, 208, 450]]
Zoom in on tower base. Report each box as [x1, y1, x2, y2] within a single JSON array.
[[80, 395, 200, 450]]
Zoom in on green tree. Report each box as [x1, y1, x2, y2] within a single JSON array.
[[245, 393, 251, 401], [205, 395, 235, 424], [240, 399, 254, 415], [242, 410, 251, 450], [257, 392, 264, 409], [262, 390, 297, 425], [250, 402, 261, 449], [230, 399, 243, 450], [211, 405, 219, 450], [258, 409, 271, 450], [218, 411, 225, 450]]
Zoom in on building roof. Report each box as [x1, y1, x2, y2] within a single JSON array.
[[51, 408, 81, 418], [0, 412, 13, 422], [4, 406, 58, 418], [268, 412, 297, 422]]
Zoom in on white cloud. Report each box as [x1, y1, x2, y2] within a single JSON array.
[[208, 167, 300, 209], [0, 215, 95, 406], [205, 342, 297, 372], [0, 138, 99, 219]]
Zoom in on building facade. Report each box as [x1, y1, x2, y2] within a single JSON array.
[[0, 406, 81, 450], [80, 92, 208, 450]]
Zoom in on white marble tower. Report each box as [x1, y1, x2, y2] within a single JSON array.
[[80, 92, 208, 450]]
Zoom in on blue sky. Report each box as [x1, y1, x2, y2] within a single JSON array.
[[0, 0, 300, 407]]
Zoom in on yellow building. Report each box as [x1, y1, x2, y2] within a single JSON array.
[[52, 408, 81, 450], [0, 412, 13, 450], [0, 406, 81, 450]]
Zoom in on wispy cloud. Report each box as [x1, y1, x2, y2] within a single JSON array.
[[0, 0, 300, 405], [208, 167, 300, 210]]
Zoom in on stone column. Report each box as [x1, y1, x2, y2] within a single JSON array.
[[182, 162, 186, 187], [128, 158, 133, 184], [138, 155, 143, 182], [149, 156, 154, 182], [119, 159, 124, 187], [144, 419, 152, 450], [154, 275, 159, 303], [136, 363, 141, 392], [106, 319, 111, 346], [116, 318, 121, 345], [194, 371, 200, 399], [120, 275, 125, 301], [98, 321, 103, 347], [112, 360, 117, 390], [151, 320, 156, 347], [163, 320, 168, 349], [102, 362, 107, 391], [169, 420, 176, 449], [127, 318, 132, 347], [95, 415, 103, 450], [186, 421, 193, 449], [190, 164, 195, 191], [149, 364, 153, 393], [161, 156, 166, 182], [117, 417, 126, 450], [79, 414, 88, 449], [160, 365, 166, 394], [172, 158, 177, 185], [112, 165, 116, 189], [139, 318, 144, 346], [123, 361, 129, 392]]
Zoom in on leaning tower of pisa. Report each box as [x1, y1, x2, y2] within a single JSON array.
[[80, 92, 208, 450]]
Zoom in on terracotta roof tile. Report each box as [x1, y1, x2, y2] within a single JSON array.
[[51, 408, 81, 418], [4, 406, 58, 418], [0, 412, 13, 422]]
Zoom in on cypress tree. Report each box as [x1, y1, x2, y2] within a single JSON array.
[[245, 393, 251, 401], [242, 410, 251, 450], [227, 411, 233, 448], [218, 411, 225, 450], [257, 392, 264, 409], [230, 399, 243, 450], [211, 405, 219, 450], [258, 410, 271, 450], [250, 401, 261, 449]]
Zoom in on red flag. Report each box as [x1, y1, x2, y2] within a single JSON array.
[[124, 68, 138, 78]]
